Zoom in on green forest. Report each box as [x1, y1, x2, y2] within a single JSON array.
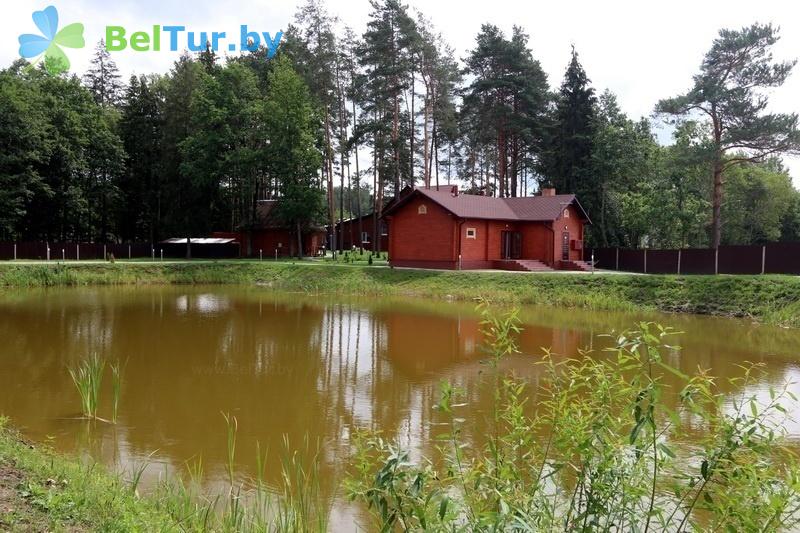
[[2, 0, 799, 249]]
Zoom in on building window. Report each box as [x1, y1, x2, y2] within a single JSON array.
[[466, 227, 477, 239], [563, 209, 570, 218], [361, 231, 370, 243], [418, 204, 427, 215], [379, 221, 388, 236]]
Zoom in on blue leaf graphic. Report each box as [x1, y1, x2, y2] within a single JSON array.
[[32, 6, 59, 41], [18, 34, 51, 58]]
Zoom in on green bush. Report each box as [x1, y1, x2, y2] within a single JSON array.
[[346, 305, 800, 532]]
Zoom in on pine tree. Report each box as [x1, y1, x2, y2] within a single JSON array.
[[414, 13, 461, 189], [198, 42, 218, 74], [462, 25, 548, 197], [657, 23, 800, 248], [83, 40, 124, 107], [283, 0, 343, 255], [359, 0, 417, 204]]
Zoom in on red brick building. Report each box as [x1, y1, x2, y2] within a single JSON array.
[[235, 200, 326, 257], [333, 213, 388, 252], [383, 186, 591, 271]]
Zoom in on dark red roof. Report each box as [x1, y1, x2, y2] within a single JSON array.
[[248, 200, 325, 230], [385, 188, 591, 223]]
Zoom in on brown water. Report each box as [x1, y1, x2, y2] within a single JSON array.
[[1, 286, 799, 529]]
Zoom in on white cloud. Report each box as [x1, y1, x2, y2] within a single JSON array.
[[3, 0, 799, 182]]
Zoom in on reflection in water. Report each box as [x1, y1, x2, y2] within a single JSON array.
[[0, 286, 798, 527]]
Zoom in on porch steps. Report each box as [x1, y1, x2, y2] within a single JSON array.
[[560, 260, 595, 272], [493, 259, 554, 272]]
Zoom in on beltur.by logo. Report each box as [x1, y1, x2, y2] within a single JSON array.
[[17, 5, 284, 75], [17, 5, 85, 74], [105, 25, 283, 58]]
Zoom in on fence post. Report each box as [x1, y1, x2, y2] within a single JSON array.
[[160, 249, 163, 262], [128, 244, 131, 260], [615, 248, 619, 271], [643, 248, 647, 274], [46, 245, 50, 261], [13, 243, 16, 261], [714, 248, 719, 275], [761, 245, 766, 275], [151, 246, 155, 261], [103, 244, 107, 260], [260, 249, 263, 261], [77, 244, 80, 261], [677, 249, 682, 275]]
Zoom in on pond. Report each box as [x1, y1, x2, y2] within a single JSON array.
[[1, 286, 798, 528]]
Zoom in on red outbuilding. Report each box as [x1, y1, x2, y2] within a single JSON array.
[[234, 200, 326, 258], [332, 212, 389, 252], [383, 186, 591, 271]]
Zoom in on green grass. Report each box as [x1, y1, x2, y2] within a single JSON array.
[[1, 261, 799, 327], [0, 416, 329, 532], [0, 416, 184, 530]]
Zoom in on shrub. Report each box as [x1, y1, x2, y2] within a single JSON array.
[[346, 305, 800, 532]]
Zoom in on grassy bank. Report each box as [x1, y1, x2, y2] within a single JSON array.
[[0, 416, 328, 532], [1, 261, 799, 326], [0, 417, 181, 530]]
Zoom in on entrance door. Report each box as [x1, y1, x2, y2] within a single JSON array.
[[561, 232, 570, 261], [501, 231, 522, 260]]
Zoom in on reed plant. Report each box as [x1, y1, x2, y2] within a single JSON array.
[[110, 360, 125, 423], [221, 412, 238, 487], [275, 434, 328, 532], [68, 352, 105, 420]]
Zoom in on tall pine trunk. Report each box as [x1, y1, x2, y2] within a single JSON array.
[[353, 100, 364, 253], [296, 221, 303, 258], [711, 161, 723, 248], [497, 129, 507, 197], [711, 106, 723, 249], [325, 110, 336, 257], [410, 63, 416, 185], [510, 133, 518, 197]]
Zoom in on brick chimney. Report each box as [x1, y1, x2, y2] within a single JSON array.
[[541, 187, 556, 197]]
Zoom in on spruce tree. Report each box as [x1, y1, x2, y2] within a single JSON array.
[[543, 46, 596, 201], [83, 40, 124, 107]]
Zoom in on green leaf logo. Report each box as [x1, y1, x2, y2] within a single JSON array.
[[18, 6, 85, 74]]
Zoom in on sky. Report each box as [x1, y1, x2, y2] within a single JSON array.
[[3, 0, 799, 184]]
